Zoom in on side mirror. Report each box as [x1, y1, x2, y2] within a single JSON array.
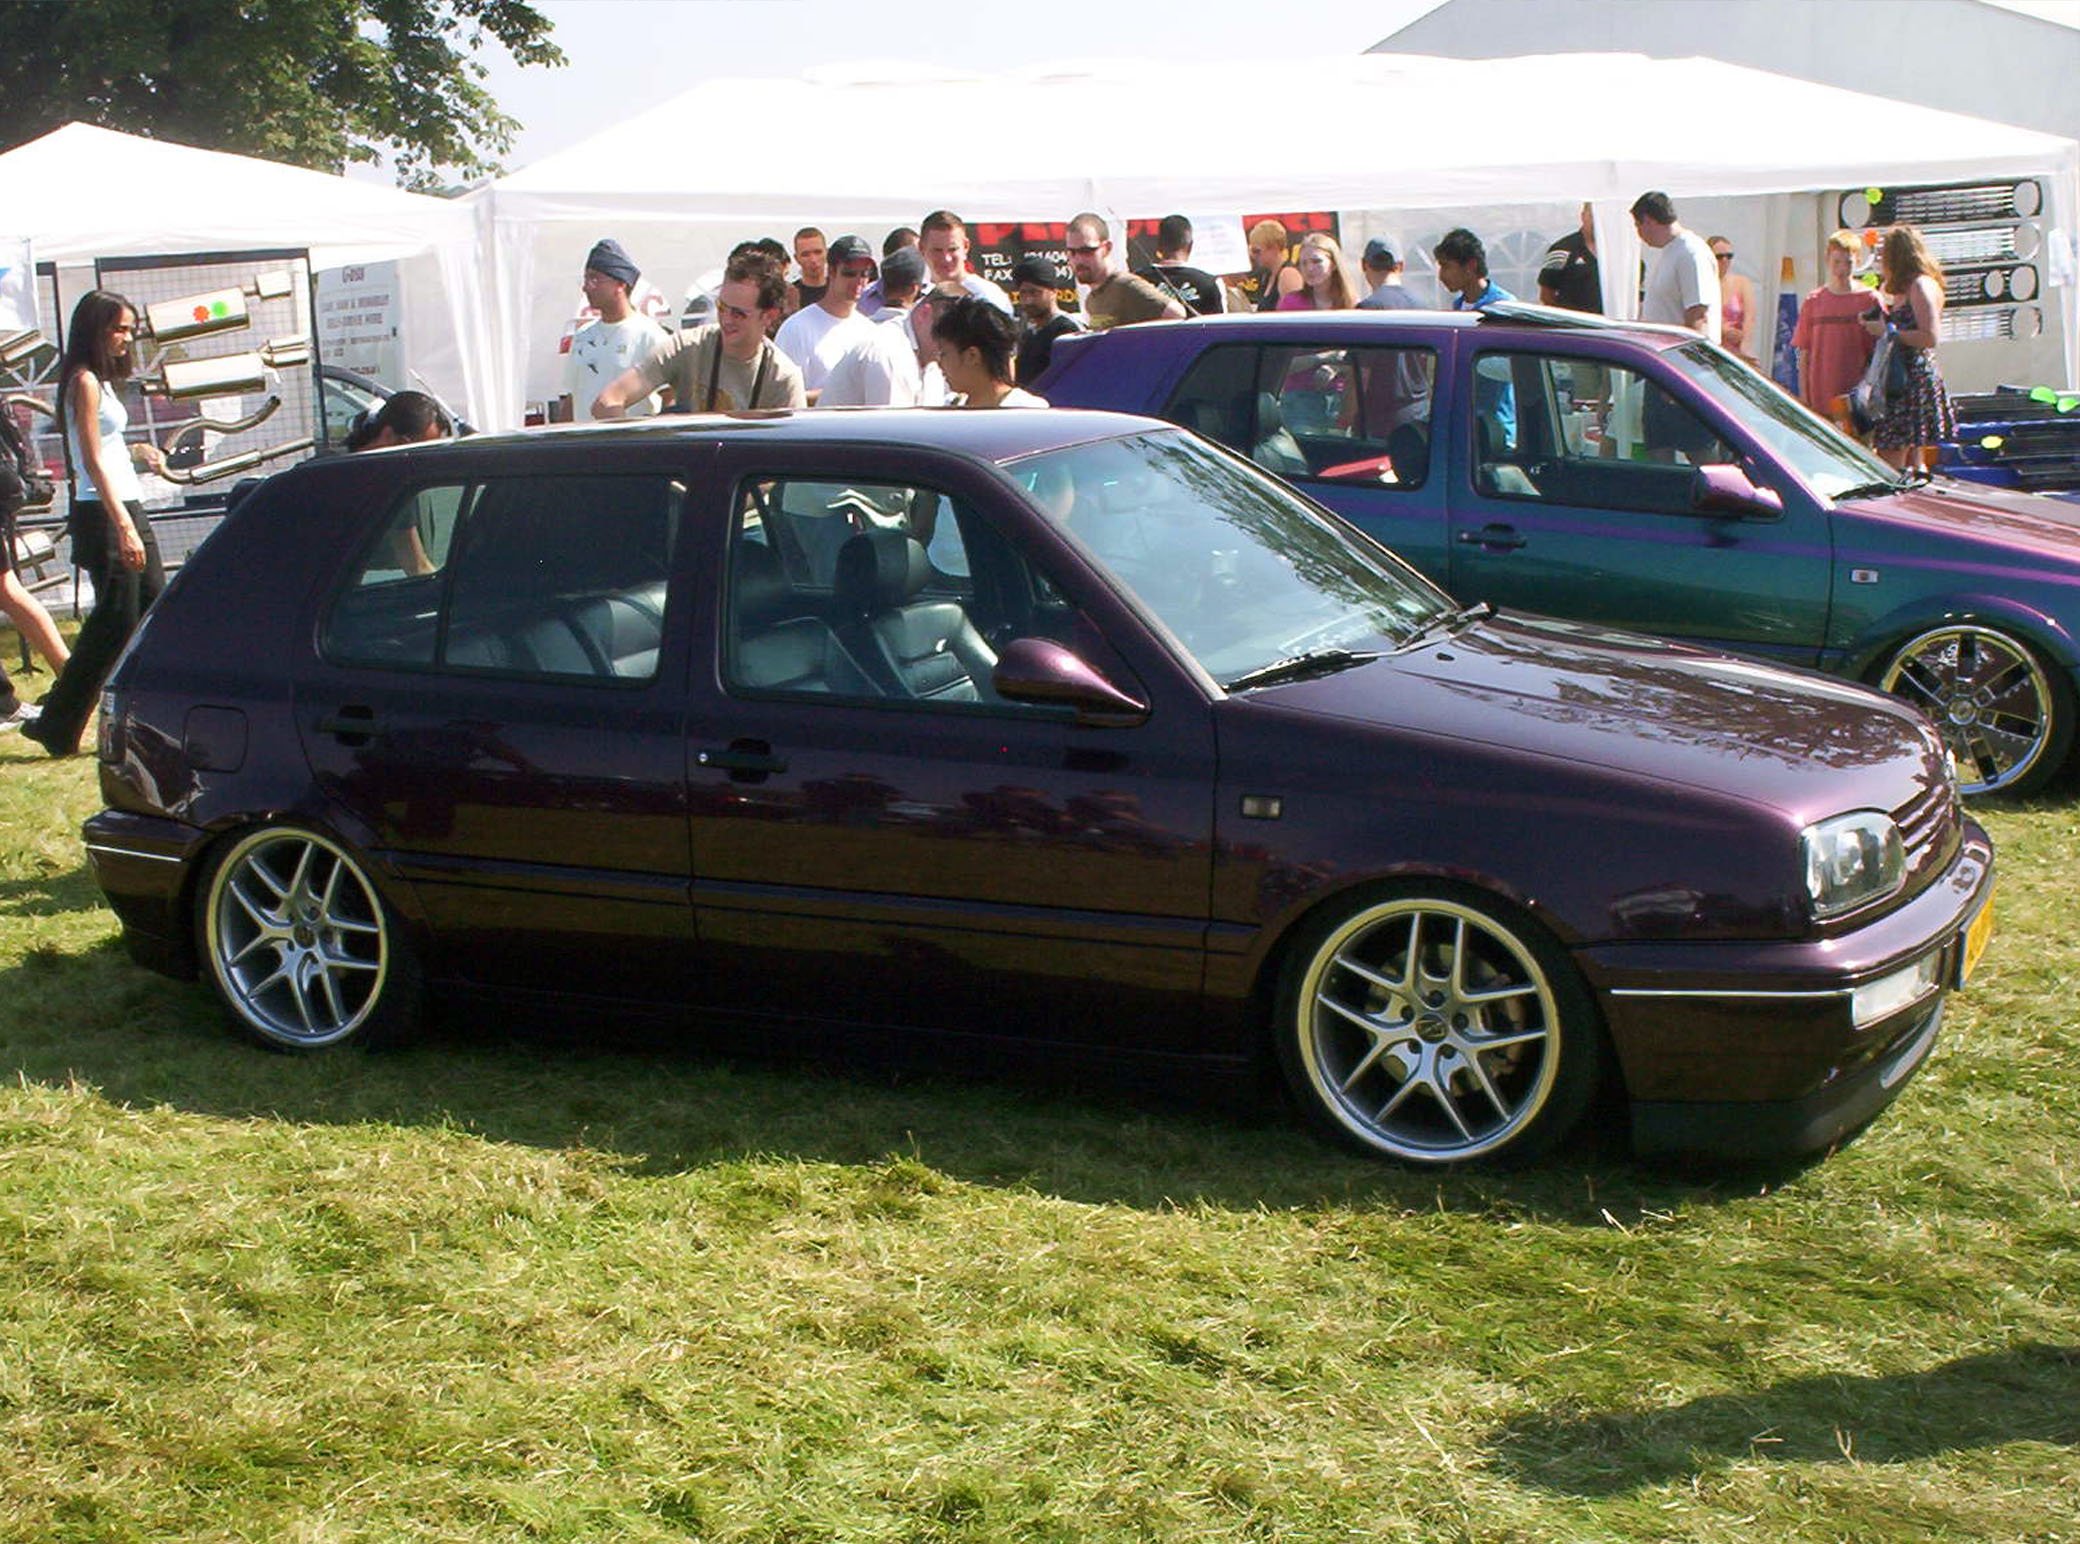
[[992, 638, 1149, 726], [1692, 462, 1784, 519]]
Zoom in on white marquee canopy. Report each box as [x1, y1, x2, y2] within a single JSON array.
[[473, 51, 2080, 425]]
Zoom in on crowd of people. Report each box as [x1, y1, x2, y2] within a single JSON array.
[[0, 196, 1961, 756]]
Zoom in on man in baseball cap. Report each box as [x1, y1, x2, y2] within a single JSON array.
[[1010, 254, 1083, 385], [1357, 237, 1420, 311], [774, 235, 881, 401]]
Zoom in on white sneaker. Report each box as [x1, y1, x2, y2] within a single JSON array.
[[0, 701, 41, 732]]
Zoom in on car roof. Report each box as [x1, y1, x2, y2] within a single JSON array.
[[392, 406, 1175, 466], [1085, 300, 1696, 351]]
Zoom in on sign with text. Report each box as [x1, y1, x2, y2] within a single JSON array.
[[316, 261, 403, 385]]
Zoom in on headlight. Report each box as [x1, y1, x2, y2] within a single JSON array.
[[1802, 811, 1907, 920]]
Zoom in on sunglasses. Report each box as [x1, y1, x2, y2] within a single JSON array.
[[1714, 250, 1734, 260], [837, 263, 876, 278]]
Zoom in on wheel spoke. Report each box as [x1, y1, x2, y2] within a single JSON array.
[[1465, 1025, 1546, 1051], [1323, 995, 1392, 1034], [1429, 1076, 1475, 1140], [1331, 950, 1404, 996], [1460, 980, 1538, 1007], [227, 874, 283, 930], [331, 915, 380, 937], [314, 961, 348, 1028], [1461, 1050, 1514, 1121], [1338, 1036, 1396, 1094]]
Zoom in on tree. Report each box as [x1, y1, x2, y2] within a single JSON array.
[[0, 0, 564, 190]]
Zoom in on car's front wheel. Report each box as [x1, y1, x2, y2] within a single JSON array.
[[1877, 624, 2075, 796], [197, 825, 421, 1051], [1275, 886, 1604, 1166]]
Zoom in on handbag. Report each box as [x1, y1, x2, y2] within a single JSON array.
[[1849, 328, 1906, 435]]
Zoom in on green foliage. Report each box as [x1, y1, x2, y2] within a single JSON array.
[[2, 705, 2077, 1540], [0, 0, 564, 190]]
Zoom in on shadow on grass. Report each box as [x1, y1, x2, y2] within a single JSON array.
[[1487, 1343, 2080, 1493], [0, 862, 104, 920], [0, 942, 1807, 1219]]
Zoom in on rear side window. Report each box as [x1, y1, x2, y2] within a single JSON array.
[[1165, 341, 1438, 490], [325, 474, 682, 682]]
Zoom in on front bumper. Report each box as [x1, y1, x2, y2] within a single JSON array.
[[1577, 819, 1993, 1159], [81, 808, 211, 979]]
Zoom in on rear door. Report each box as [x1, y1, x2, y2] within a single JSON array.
[[1446, 345, 1832, 663], [297, 456, 704, 997]]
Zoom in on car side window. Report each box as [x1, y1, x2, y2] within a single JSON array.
[[1471, 352, 1736, 513], [325, 475, 680, 682], [724, 475, 1129, 709], [1166, 342, 1437, 490]]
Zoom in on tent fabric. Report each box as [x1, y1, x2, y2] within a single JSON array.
[[0, 122, 464, 269], [473, 51, 2080, 428], [0, 122, 486, 417]]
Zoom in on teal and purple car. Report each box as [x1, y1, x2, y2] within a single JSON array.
[[1036, 304, 2080, 796]]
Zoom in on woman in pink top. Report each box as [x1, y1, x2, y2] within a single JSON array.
[[1792, 230, 1880, 423], [1276, 233, 1361, 311], [1709, 236, 1758, 362]]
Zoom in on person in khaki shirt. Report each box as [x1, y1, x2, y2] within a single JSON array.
[[1064, 212, 1185, 331], [594, 255, 807, 416]]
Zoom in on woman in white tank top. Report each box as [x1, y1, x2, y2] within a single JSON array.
[[20, 290, 166, 756]]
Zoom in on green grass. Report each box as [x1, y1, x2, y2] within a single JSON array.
[[1, 721, 2076, 1543]]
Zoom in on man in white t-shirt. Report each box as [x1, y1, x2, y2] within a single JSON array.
[[556, 239, 669, 420], [919, 210, 1013, 314], [773, 234, 881, 401], [821, 247, 928, 407], [1631, 190, 1721, 341]]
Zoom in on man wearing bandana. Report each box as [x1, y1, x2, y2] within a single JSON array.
[[558, 238, 670, 420]]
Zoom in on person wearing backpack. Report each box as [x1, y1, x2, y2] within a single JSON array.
[[0, 398, 70, 729]]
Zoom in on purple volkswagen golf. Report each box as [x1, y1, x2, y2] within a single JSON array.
[[82, 410, 1991, 1166]]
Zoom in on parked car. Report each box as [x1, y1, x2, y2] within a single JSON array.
[[82, 410, 1991, 1166], [1035, 304, 2080, 797]]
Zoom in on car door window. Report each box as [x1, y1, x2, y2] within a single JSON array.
[[1166, 342, 1437, 490], [325, 474, 680, 682], [1471, 352, 1735, 513], [724, 474, 1128, 708]]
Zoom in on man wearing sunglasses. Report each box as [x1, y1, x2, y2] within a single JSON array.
[[593, 253, 806, 416], [1063, 212, 1184, 332], [774, 234, 883, 403]]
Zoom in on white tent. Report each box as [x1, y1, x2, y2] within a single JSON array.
[[473, 52, 2080, 425], [0, 123, 484, 418]]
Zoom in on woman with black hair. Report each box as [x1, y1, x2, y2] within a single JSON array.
[[22, 289, 164, 757], [934, 297, 1047, 409], [343, 390, 451, 452]]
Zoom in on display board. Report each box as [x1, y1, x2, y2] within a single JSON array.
[[94, 249, 321, 563], [1839, 179, 2048, 342]]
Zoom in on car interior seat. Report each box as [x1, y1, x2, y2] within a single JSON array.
[[1252, 392, 1310, 477], [833, 529, 997, 703], [731, 540, 879, 695]]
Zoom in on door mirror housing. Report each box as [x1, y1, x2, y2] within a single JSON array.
[[992, 638, 1149, 726], [1693, 462, 1785, 519]]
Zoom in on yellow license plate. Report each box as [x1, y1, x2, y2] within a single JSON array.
[[1957, 893, 1995, 989]]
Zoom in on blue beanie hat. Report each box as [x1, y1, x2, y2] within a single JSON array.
[[585, 238, 640, 289]]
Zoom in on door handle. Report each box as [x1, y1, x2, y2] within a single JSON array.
[[315, 706, 384, 743], [1458, 525, 1527, 551], [696, 741, 788, 779]]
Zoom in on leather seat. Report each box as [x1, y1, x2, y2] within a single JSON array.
[[833, 529, 996, 703], [731, 540, 878, 695]]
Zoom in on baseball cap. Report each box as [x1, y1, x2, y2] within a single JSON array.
[[879, 245, 927, 291], [1011, 254, 1068, 290], [1362, 238, 1398, 269], [828, 234, 877, 273]]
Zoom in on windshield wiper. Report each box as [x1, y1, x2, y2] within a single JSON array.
[[1835, 475, 1913, 500], [1223, 647, 1381, 692], [1399, 600, 1494, 649]]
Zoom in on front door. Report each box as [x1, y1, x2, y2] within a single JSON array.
[[683, 447, 1219, 1054], [298, 466, 697, 997], [1447, 347, 1832, 664]]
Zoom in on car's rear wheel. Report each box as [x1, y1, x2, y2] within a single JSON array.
[[1877, 624, 2074, 796], [1275, 886, 1604, 1166], [198, 825, 420, 1051]]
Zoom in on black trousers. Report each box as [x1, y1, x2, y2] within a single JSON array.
[[35, 500, 164, 752]]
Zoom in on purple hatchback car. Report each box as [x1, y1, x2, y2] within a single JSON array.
[[82, 410, 1991, 1166]]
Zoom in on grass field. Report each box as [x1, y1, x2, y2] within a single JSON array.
[[1, 712, 2075, 1543]]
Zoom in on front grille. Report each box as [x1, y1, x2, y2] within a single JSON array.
[[1893, 774, 1959, 882]]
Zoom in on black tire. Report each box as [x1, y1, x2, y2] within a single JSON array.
[[1272, 883, 1605, 1166], [196, 824, 422, 1052], [1876, 623, 2076, 797]]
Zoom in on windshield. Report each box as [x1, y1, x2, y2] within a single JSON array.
[[1662, 340, 1897, 500], [1004, 430, 1454, 684]]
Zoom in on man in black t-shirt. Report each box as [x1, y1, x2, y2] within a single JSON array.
[[1538, 203, 1602, 313], [788, 227, 829, 314], [1010, 255, 1084, 386], [1134, 214, 1226, 316]]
